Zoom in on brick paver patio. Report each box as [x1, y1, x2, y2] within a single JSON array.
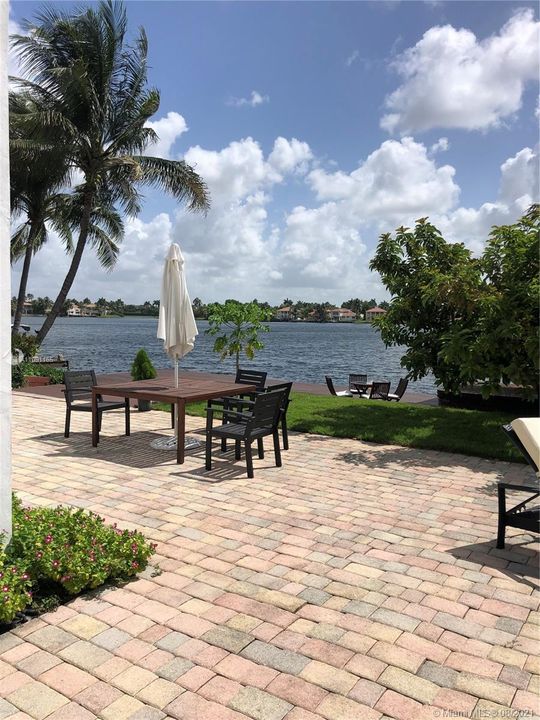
[[2, 392, 538, 720]]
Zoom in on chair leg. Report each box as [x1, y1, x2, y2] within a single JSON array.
[[235, 440, 241, 460], [282, 415, 289, 450], [98, 412, 102, 432], [273, 430, 282, 468], [497, 485, 506, 549], [244, 441, 254, 478], [257, 438, 264, 459], [205, 433, 212, 471], [170, 404, 175, 429], [64, 407, 71, 438], [125, 398, 130, 436]]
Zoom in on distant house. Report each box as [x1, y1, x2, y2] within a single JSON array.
[[276, 306, 292, 321], [328, 307, 356, 323], [22, 299, 33, 315], [81, 303, 100, 317], [67, 304, 81, 317], [365, 306, 387, 321]]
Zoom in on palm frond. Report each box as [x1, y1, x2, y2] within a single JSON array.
[[134, 155, 210, 211]]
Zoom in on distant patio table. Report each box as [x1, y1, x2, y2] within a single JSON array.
[[91, 374, 257, 464]]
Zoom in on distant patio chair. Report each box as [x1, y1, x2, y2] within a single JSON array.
[[325, 376, 353, 397], [205, 387, 287, 478], [369, 381, 390, 400], [349, 373, 368, 394], [354, 380, 390, 400], [63, 369, 130, 438], [387, 378, 408, 401]]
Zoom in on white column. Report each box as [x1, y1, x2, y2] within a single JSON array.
[[0, 0, 11, 543]]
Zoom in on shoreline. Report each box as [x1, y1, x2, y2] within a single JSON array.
[[15, 367, 439, 406]]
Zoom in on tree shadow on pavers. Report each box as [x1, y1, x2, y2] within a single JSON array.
[[33, 430, 201, 469], [449, 539, 539, 591], [336, 445, 506, 479], [291, 402, 523, 464]]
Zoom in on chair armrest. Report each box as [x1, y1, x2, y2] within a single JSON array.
[[222, 409, 253, 421]]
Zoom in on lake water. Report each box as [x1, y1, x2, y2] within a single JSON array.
[[22, 316, 436, 394]]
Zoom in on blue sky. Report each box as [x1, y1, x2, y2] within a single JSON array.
[[10, 1, 540, 305]]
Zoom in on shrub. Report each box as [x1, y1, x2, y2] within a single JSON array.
[[131, 349, 157, 381], [0, 541, 33, 624], [11, 362, 65, 389], [0, 496, 156, 623], [12, 333, 40, 361]]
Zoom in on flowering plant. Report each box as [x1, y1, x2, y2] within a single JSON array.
[[0, 537, 33, 624], [0, 496, 155, 623]]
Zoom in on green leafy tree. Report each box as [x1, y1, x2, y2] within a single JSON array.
[[206, 300, 273, 370], [10, 93, 72, 334], [440, 205, 539, 396], [311, 303, 328, 323], [370, 218, 481, 392], [370, 209, 539, 396], [192, 297, 207, 319], [12, 1, 209, 344], [131, 349, 157, 381]]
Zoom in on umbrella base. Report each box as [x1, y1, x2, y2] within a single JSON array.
[[150, 435, 201, 451]]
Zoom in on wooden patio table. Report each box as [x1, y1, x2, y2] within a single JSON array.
[[91, 374, 257, 464]]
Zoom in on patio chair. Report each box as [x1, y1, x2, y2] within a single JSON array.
[[266, 381, 293, 450], [349, 373, 368, 395], [207, 368, 268, 452], [387, 378, 408, 401], [325, 376, 353, 397], [63, 370, 130, 438], [205, 387, 287, 478], [354, 381, 390, 400], [497, 419, 540, 548]]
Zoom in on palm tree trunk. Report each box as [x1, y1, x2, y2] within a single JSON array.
[[36, 188, 94, 344], [12, 226, 36, 334]]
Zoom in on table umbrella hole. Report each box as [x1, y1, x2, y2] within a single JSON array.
[[150, 436, 201, 451]]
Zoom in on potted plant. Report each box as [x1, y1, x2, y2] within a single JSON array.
[[130, 349, 157, 411]]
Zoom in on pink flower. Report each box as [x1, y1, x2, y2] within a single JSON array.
[[36, 551, 43, 559], [52, 560, 59, 568], [22, 573, 29, 580], [131, 561, 139, 569], [2, 585, 9, 592], [44, 535, 53, 544]]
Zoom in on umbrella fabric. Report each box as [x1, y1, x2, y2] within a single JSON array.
[[157, 243, 198, 361]]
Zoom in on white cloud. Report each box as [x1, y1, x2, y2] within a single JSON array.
[[268, 137, 313, 176], [306, 137, 459, 221], [345, 50, 359, 67], [435, 145, 539, 253], [430, 137, 449, 154], [381, 9, 540, 134], [227, 90, 269, 108], [145, 112, 188, 159], [10, 130, 538, 306]]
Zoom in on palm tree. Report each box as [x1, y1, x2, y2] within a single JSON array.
[[10, 93, 72, 334], [11, 1, 209, 343]]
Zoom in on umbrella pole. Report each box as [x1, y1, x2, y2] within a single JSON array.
[[174, 358, 178, 388]]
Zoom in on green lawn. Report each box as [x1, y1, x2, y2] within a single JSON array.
[[155, 394, 526, 463]]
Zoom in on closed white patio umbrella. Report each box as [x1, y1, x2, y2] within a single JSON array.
[[153, 243, 198, 450], [157, 243, 198, 387]]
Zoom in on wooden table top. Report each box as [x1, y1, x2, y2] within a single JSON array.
[[93, 374, 258, 403]]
